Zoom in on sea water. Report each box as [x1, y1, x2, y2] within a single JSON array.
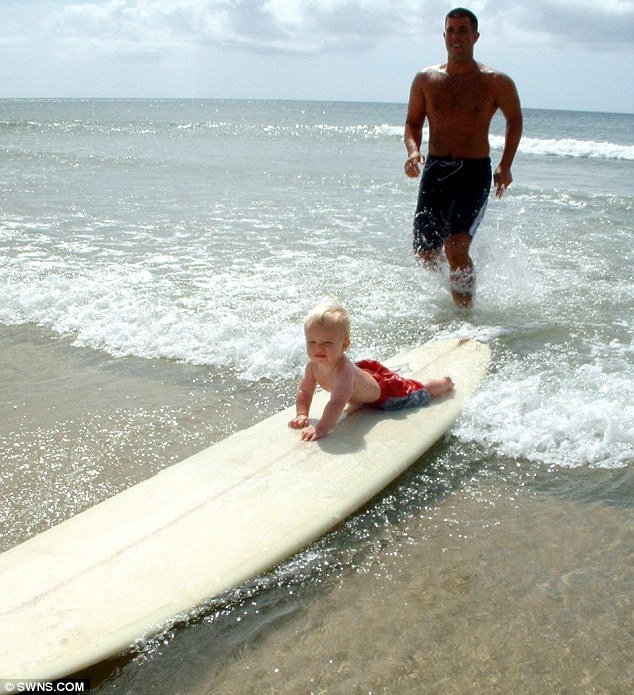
[[0, 100, 632, 693]]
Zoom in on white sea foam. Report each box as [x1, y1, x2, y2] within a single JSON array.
[[0, 100, 632, 473], [492, 134, 634, 161], [314, 125, 634, 160], [455, 344, 634, 470]]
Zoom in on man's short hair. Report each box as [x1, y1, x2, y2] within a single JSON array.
[[446, 8, 478, 31]]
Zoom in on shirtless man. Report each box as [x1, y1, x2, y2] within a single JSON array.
[[404, 7, 523, 307]]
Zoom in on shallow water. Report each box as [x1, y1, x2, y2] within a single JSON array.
[[1, 100, 632, 692]]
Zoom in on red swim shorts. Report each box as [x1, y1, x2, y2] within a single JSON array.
[[356, 359, 431, 411]]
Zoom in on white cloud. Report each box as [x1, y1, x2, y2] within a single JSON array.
[[488, 0, 634, 49], [2, 0, 632, 59], [0, 0, 632, 109], [49, 0, 634, 52], [19, 0, 434, 56]]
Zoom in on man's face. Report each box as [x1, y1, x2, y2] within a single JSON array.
[[444, 16, 479, 60]]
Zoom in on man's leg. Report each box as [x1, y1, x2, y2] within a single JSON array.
[[416, 247, 444, 272], [444, 233, 474, 307]]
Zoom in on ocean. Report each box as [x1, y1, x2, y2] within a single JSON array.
[[1, 99, 632, 693]]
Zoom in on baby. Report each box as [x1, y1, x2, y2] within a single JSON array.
[[289, 301, 454, 441]]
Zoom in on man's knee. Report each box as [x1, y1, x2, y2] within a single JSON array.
[[444, 233, 472, 269], [415, 247, 443, 271]]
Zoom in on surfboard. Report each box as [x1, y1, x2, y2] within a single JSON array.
[[0, 338, 490, 680]]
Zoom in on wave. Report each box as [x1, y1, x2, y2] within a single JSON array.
[[3, 114, 633, 161], [492, 134, 634, 161], [455, 353, 634, 470], [351, 125, 634, 161], [372, 126, 634, 161], [323, 125, 634, 161]]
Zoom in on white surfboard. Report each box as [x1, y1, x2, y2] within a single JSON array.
[[0, 338, 490, 680]]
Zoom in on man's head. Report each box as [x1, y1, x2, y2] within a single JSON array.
[[446, 8, 478, 32], [444, 7, 480, 60]]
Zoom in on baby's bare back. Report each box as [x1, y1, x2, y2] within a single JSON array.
[[349, 364, 382, 404], [313, 358, 381, 405]]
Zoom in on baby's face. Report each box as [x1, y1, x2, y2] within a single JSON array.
[[305, 322, 349, 365]]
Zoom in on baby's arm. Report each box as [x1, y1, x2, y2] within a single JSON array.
[[289, 365, 316, 429], [301, 372, 353, 441]]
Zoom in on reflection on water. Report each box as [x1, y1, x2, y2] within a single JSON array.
[[88, 455, 632, 694]]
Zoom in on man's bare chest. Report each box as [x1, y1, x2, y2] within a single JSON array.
[[427, 75, 495, 116]]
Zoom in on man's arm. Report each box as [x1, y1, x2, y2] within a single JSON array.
[[493, 74, 523, 197], [404, 72, 427, 178]]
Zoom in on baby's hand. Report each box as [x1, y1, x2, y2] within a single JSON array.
[[300, 426, 320, 442], [289, 415, 309, 429]]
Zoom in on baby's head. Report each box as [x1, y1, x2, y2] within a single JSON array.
[[304, 300, 351, 343]]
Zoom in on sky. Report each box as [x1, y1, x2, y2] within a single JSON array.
[[0, 0, 633, 112]]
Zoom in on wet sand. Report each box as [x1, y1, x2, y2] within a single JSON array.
[[1, 326, 632, 694]]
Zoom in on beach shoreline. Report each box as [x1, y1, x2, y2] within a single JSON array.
[[1, 99, 631, 693]]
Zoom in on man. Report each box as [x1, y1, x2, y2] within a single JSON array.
[[404, 7, 523, 306]]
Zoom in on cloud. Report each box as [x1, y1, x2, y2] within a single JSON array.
[[3, 0, 634, 60], [42, 0, 431, 56], [485, 0, 634, 50]]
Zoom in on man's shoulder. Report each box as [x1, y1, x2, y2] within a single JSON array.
[[416, 61, 512, 80], [412, 64, 447, 88], [418, 63, 447, 77], [476, 62, 515, 82], [476, 61, 496, 74]]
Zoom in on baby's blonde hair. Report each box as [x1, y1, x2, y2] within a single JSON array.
[[304, 300, 351, 341]]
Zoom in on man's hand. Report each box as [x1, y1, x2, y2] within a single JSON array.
[[493, 165, 513, 198], [404, 152, 424, 178]]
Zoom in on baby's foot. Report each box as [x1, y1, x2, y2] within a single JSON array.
[[440, 376, 454, 394]]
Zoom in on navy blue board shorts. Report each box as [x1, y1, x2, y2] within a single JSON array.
[[413, 156, 492, 254]]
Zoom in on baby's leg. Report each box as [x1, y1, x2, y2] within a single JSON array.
[[344, 402, 363, 417], [422, 376, 454, 399]]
